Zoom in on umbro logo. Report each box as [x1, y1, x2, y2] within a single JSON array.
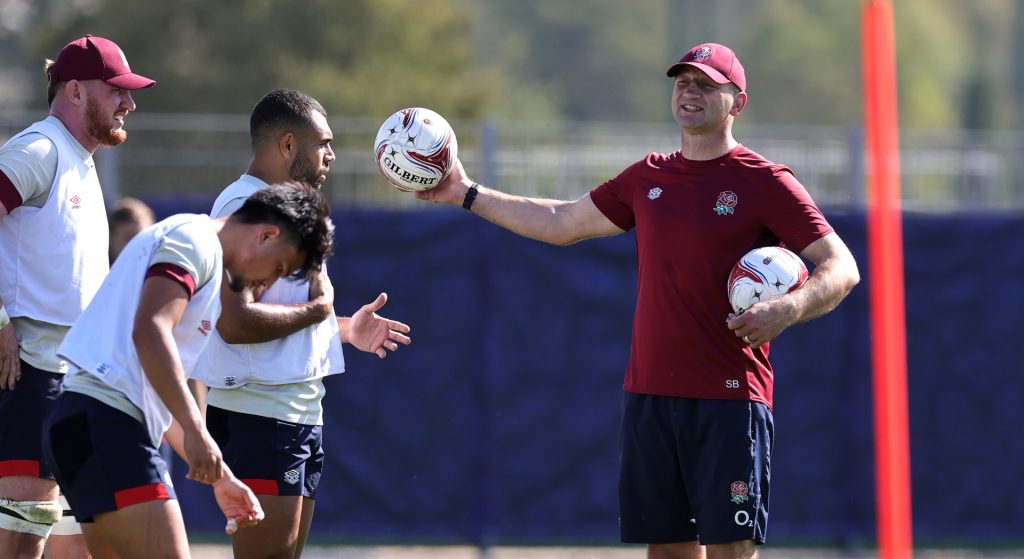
[[647, 187, 663, 200], [283, 469, 300, 485]]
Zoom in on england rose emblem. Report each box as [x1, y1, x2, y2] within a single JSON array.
[[714, 191, 738, 215], [730, 481, 750, 504]]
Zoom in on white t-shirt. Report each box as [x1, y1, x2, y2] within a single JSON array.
[[194, 175, 344, 426], [0, 116, 108, 372], [61, 214, 222, 446]]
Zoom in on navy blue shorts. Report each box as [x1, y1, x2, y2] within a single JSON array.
[[42, 391, 176, 522], [0, 360, 63, 479], [618, 394, 773, 545], [207, 405, 323, 499]]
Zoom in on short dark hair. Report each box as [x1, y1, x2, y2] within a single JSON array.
[[249, 89, 327, 148], [231, 181, 334, 280], [108, 197, 155, 231]]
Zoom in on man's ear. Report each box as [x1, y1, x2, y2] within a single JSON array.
[[66, 80, 84, 106], [278, 131, 295, 159], [731, 91, 748, 116], [259, 225, 282, 244]]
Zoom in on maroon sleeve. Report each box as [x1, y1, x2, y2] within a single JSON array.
[[145, 263, 197, 300], [589, 159, 646, 231], [0, 171, 23, 213], [761, 168, 834, 254]]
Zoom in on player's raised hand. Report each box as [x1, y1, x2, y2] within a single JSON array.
[[0, 321, 20, 390], [343, 292, 411, 359], [213, 473, 264, 535], [183, 427, 224, 484]]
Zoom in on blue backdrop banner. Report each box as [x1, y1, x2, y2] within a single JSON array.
[[156, 202, 1021, 548]]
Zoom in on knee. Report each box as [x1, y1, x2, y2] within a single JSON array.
[[0, 498, 63, 538]]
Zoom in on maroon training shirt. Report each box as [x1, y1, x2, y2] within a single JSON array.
[[589, 145, 834, 409]]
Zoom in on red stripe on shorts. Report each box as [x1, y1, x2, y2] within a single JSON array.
[[114, 483, 170, 509], [0, 459, 40, 477], [240, 478, 279, 496]]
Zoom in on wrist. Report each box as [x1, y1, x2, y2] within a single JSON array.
[[462, 182, 479, 211], [214, 464, 236, 484]]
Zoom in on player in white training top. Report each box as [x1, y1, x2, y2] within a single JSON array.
[[41, 182, 335, 559], [194, 89, 411, 559], [0, 34, 154, 559]]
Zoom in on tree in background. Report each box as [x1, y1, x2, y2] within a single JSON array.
[[3, 0, 1022, 130], [15, 0, 553, 122]]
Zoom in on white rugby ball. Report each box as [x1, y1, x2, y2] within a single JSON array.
[[374, 107, 457, 192], [727, 246, 809, 314]]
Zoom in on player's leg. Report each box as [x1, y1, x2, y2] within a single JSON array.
[[619, 393, 701, 555], [42, 493, 91, 559], [42, 390, 179, 559], [207, 405, 323, 559], [681, 399, 772, 559], [292, 427, 323, 559], [87, 499, 189, 559], [43, 534, 92, 559], [231, 493, 304, 558], [705, 541, 757, 559], [0, 363, 67, 558], [647, 541, 705, 559], [293, 497, 316, 559]]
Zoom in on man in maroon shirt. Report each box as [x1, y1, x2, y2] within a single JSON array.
[[414, 42, 860, 559]]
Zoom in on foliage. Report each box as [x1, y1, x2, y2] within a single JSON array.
[[18, 0, 537, 120], [4, 0, 1021, 130]]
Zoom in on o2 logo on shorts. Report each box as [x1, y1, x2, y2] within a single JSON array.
[[735, 510, 754, 527], [725, 379, 740, 389]]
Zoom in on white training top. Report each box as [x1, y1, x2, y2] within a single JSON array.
[[0, 116, 109, 373], [60, 214, 222, 446], [194, 175, 344, 426]]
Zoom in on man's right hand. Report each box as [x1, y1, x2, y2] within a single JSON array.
[[213, 472, 265, 534], [308, 268, 334, 318], [183, 427, 224, 485], [0, 322, 20, 390]]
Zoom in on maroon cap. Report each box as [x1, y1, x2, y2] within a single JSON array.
[[666, 42, 746, 92], [48, 35, 155, 90]]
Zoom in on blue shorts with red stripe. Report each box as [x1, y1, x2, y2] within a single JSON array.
[[0, 360, 63, 479], [42, 391, 176, 522], [618, 394, 773, 546], [207, 405, 323, 499]]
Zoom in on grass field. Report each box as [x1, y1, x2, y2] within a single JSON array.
[[189, 544, 1024, 558]]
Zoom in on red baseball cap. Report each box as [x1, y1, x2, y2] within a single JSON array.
[[666, 42, 746, 92], [47, 35, 155, 90]]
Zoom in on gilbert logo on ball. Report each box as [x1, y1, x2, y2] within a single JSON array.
[[374, 107, 457, 192], [727, 246, 808, 314]]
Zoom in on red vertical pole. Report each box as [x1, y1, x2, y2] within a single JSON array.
[[862, 1, 913, 558]]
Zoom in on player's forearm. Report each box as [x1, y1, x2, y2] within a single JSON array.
[[465, 184, 587, 246], [217, 299, 331, 344], [786, 256, 860, 325]]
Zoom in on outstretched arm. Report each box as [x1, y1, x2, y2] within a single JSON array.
[[338, 293, 411, 359], [415, 159, 624, 246], [728, 232, 860, 347]]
